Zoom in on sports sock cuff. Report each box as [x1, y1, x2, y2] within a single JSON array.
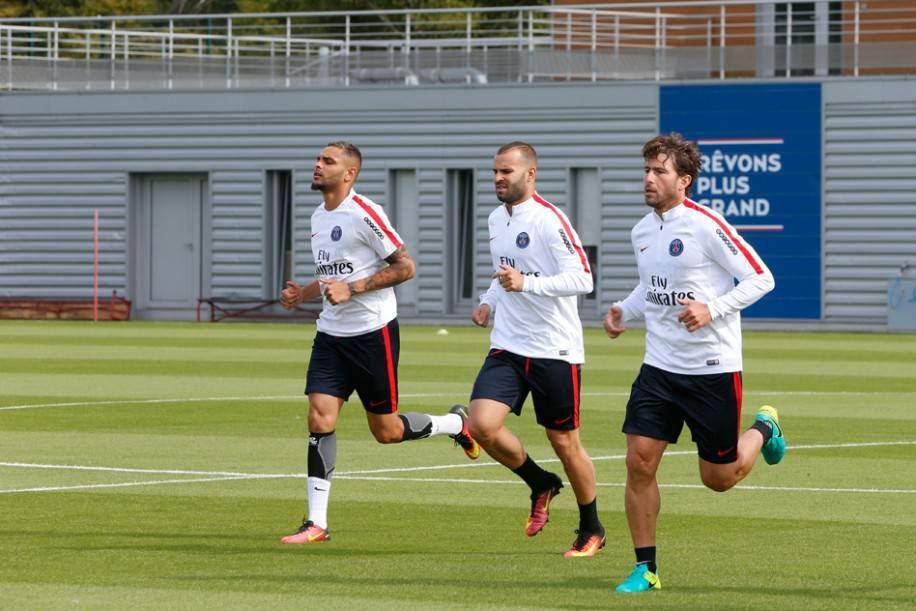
[[577, 498, 601, 533], [751, 419, 774, 443], [399, 413, 434, 441], [635, 546, 657, 573], [308, 430, 337, 479], [512, 455, 555, 492]]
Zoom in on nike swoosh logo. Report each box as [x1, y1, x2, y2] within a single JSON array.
[[489, 236, 497, 241], [368, 400, 386, 408], [313, 487, 329, 492], [716, 447, 735, 457], [311, 232, 319, 237], [553, 416, 572, 425], [639, 246, 649, 252]]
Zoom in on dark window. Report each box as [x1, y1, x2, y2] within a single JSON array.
[[447, 169, 475, 307], [265, 170, 293, 298]]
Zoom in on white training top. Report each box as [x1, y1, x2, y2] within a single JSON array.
[[480, 194, 593, 364], [310, 190, 403, 337], [615, 198, 775, 375]]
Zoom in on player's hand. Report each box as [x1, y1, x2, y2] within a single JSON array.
[[603, 305, 625, 339], [472, 303, 491, 327], [676, 297, 711, 332], [494, 264, 524, 292], [280, 280, 302, 310], [321, 279, 352, 305]]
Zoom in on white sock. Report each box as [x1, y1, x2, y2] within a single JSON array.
[[429, 413, 463, 437], [307, 476, 331, 529]]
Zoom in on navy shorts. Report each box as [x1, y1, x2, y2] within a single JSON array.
[[622, 363, 743, 464], [305, 318, 399, 414], [470, 349, 581, 431]]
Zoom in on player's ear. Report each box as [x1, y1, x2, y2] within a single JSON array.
[[680, 173, 692, 192]]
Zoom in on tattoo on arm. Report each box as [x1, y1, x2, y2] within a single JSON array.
[[349, 247, 416, 295]]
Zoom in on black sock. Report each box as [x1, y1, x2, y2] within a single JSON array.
[[577, 498, 602, 534], [635, 546, 657, 574], [512, 455, 558, 494], [751, 419, 773, 443]]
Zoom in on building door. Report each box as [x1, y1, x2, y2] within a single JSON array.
[[132, 174, 207, 319], [569, 168, 601, 318], [389, 169, 419, 313]]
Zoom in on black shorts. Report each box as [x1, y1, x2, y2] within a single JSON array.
[[305, 318, 399, 414], [470, 349, 581, 431], [623, 363, 743, 464]]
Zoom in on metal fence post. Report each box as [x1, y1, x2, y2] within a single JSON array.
[[285, 15, 291, 87], [655, 7, 661, 81], [168, 18, 174, 89], [786, 3, 793, 78], [51, 21, 59, 90], [6, 27, 12, 90], [719, 4, 725, 79], [226, 17, 232, 88], [110, 21, 117, 89], [591, 10, 596, 82], [854, 1, 860, 77]]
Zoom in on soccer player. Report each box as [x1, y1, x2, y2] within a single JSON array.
[[463, 141, 606, 557], [278, 141, 480, 544], [605, 133, 786, 592]]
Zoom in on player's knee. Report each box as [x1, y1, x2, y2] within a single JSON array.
[[469, 420, 497, 443], [700, 472, 735, 492], [370, 427, 402, 444], [547, 431, 578, 457], [625, 450, 658, 479]]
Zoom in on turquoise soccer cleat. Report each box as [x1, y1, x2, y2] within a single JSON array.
[[614, 563, 661, 593], [756, 405, 786, 465]]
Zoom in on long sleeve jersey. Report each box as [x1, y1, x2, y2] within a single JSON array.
[[615, 199, 775, 374], [310, 190, 403, 337], [480, 194, 593, 364]]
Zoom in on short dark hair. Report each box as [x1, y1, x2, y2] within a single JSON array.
[[326, 140, 362, 170], [496, 141, 538, 166], [642, 133, 701, 194]]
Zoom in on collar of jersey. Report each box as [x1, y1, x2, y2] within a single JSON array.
[[321, 189, 356, 212], [504, 195, 535, 217], [654, 199, 689, 223]]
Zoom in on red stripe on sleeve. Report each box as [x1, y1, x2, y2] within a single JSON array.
[[381, 323, 398, 412], [532, 194, 591, 274], [353, 195, 403, 249], [571, 364, 580, 429], [733, 371, 743, 439], [683, 200, 764, 274]]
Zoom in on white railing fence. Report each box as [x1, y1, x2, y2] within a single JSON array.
[[1, 1, 914, 90]]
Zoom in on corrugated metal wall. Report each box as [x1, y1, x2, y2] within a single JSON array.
[[1, 84, 655, 320], [3, 79, 915, 324], [823, 81, 916, 323]]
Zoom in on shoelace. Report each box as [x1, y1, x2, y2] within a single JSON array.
[[571, 529, 589, 550]]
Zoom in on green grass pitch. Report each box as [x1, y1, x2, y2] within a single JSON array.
[[1, 320, 914, 609]]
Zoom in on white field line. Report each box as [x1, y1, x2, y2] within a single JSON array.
[[0, 475, 261, 495], [2, 389, 915, 411], [3, 441, 911, 479], [332, 476, 916, 495], [0, 461, 302, 478], [1, 440, 914, 495]]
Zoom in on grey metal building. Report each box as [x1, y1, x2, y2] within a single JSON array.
[[1, 3, 915, 327]]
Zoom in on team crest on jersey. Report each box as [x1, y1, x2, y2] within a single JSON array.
[[516, 232, 530, 249], [668, 238, 684, 257], [331, 226, 343, 241]]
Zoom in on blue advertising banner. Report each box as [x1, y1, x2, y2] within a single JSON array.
[[660, 83, 821, 319]]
